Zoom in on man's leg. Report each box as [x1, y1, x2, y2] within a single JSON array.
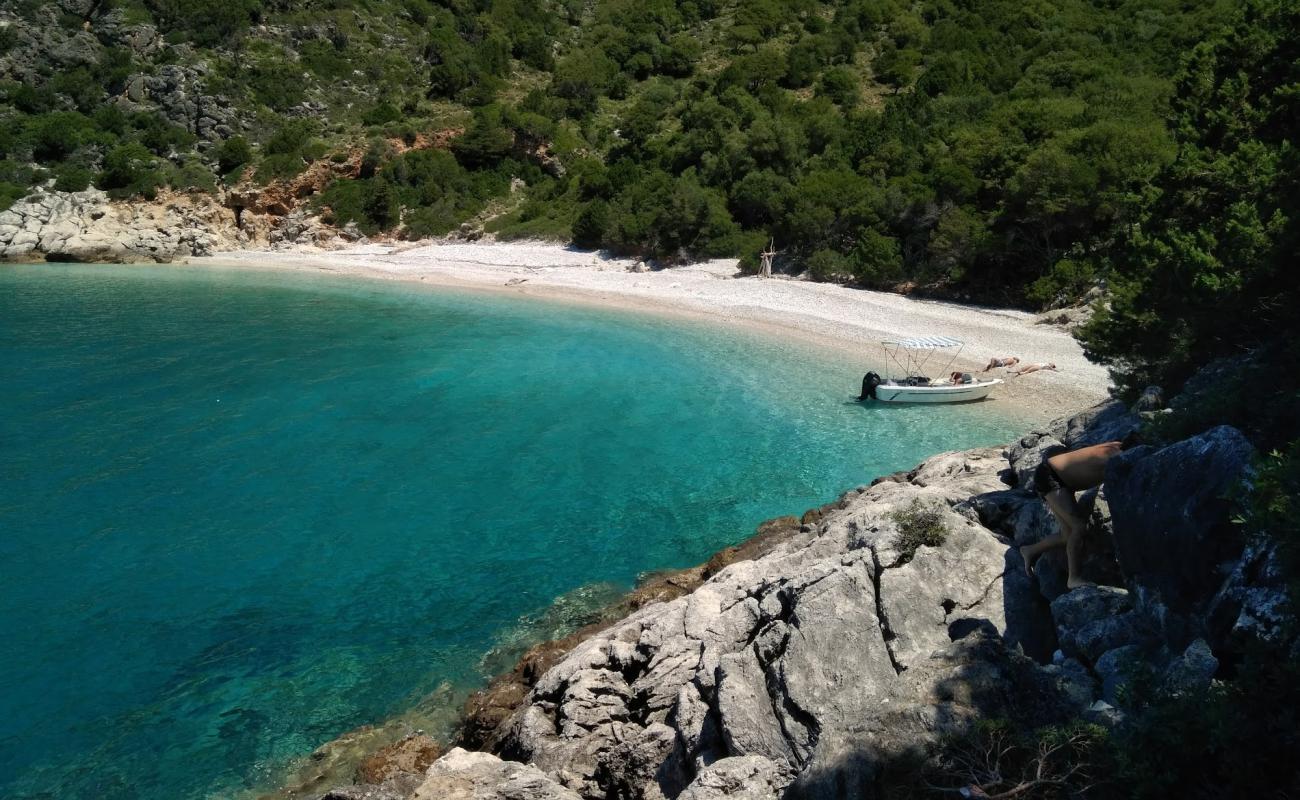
[[1043, 488, 1092, 589], [1020, 531, 1064, 576]]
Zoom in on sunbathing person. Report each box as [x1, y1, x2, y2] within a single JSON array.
[[1010, 362, 1057, 377], [1020, 441, 1122, 590], [980, 356, 1020, 372]]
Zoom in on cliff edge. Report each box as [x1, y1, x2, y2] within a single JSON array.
[[316, 397, 1289, 800]]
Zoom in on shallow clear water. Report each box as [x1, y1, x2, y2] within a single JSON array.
[[0, 263, 1021, 800]]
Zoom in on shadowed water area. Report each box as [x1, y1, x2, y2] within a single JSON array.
[[0, 263, 1024, 800]]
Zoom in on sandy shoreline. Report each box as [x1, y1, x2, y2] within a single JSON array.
[[192, 241, 1111, 423]]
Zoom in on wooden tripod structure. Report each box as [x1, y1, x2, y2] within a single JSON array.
[[758, 239, 777, 278]]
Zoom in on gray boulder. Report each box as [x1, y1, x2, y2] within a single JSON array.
[[1093, 645, 1147, 706], [677, 756, 789, 800], [1106, 426, 1255, 614], [1049, 586, 1151, 663], [1207, 538, 1292, 651], [1047, 399, 1141, 449], [473, 448, 1091, 800], [414, 748, 581, 800], [1160, 639, 1218, 696], [1004, 434, 1065, 493]]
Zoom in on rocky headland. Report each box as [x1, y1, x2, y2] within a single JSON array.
[[295, 388, 1290, 800]]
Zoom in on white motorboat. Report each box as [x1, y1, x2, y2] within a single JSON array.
[[858, 335, 1001, 404]]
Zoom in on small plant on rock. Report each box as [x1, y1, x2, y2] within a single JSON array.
[[890, 499, 947, 565]]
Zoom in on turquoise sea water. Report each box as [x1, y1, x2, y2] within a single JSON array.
[[0, 263, 1022, 800]]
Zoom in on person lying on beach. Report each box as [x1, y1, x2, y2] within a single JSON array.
[[1020, 441, 1122, 590], [1009, 362, 1056, 377], [980, 356, 1020, 372]]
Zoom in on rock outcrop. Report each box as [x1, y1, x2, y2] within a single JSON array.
[[314, 395, 1291, 800], [0, 188, 236, 262]]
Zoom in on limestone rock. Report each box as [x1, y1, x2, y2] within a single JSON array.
[[678, 756, 788, 800], [1093, 645, 1145, 705], [1160, 638, 1218, 696], [1207, 537, 1291, 650], [318, 785, 416, 800], [473, 447, 1088, 800], [1106, 426, 1255, 615], [1050, 586, 1133, 662], [0, 189, 239, 263], [414, 748, 581, 800], [1131, 386, 1165, 413], [356, 734, 442, 785], [1046, 399, 1141, 448], [1004, 433, 1065, 493]]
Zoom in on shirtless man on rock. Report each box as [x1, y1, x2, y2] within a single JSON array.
[[1020, 440, 1125, 590]]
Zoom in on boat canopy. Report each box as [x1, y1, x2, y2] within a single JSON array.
[[882, 335, 964, 349]]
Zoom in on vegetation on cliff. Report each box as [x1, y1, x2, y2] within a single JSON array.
[[0, 0, 1253, 306]]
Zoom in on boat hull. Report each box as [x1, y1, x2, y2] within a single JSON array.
[[873, 379, 1001, 403]]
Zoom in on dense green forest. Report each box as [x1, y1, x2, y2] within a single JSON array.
[[0, 0, 1246, 305]]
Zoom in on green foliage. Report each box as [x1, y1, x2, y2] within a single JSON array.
[[99, 142, 163, 199], [889, 500, 947, 565], [26, 112, 93, 162], [874, 42, 919, 91], [572, 200, 611, 249], [215, 136, 253, 176], [0, 0, 1253, 310], [145, 0, 262, 46], [168, 155, 217, 192], [300, 39, 352, 80], [1242, 442, 1300, 593], [248, 60, 306, 110], [254, 121, 318, 183], [52, 163, 94, 193], [1027, 258, 1095, 308], [0, 180, 29, 211], [1079, 0, 1298, 396], [605, 169, 738, 261], [805, 248, 851, 282], [815, 67, 859, 108], [1108, 640, 1300, 799], [451, 105, 516, 169]]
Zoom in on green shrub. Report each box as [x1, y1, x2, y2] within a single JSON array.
[[98, 142, 162, 199], [144, 0, 261, 46], [168, 156, 216, 192], [27, 112, 93, 162], [850, 229, 904, 287], [50, 67, 104, 113], [215, 136, 252, 176], [133, 112, 195, 155], [362, 103, 402, 127], [571, 200, 610, 249], [403, 201, 460, 239], [300, 39, 351, 80], [1027, 257, 1096, 309], [52, 163, 94, 192], [889, 500, 947, 564], [0, 181, 28, 212], [806, 248, 852, 281], [248, 62, 305, 110], [816, 67, 859, 107], [255, 152, 306, 183]]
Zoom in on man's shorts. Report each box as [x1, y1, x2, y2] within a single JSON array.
[[1033, 446, 1069, 496]]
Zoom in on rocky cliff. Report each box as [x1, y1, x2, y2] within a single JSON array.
[[308, 397, 1290, 800]]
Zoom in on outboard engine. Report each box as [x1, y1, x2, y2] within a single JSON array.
[[858, 371, 881, 400]]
